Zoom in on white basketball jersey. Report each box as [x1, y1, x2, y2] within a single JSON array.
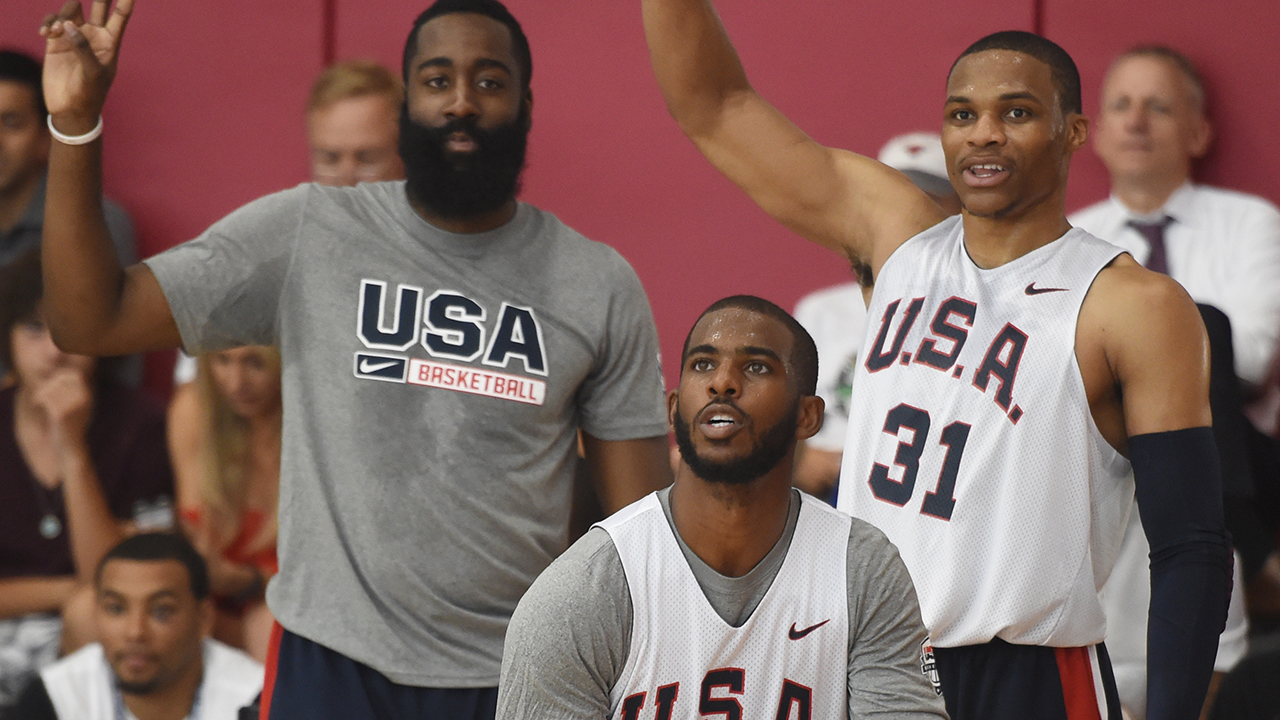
[[600, 493, 849, 720], [837, 217, 1134, 648]]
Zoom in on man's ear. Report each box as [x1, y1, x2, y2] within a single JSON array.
[[795, 395, 825, 441], [666, 389, 679, 431], [1188, 115, 1213, 159], [521, 88, 533, 132], [1065, 112, 1090, 155]]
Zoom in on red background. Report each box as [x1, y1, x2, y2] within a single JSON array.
[[4, 0, 1278, 394]]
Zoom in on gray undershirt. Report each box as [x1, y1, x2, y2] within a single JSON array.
[[497, 487, 949, 719]]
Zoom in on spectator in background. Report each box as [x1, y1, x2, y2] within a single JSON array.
[[0, 250, 173, 708], [2, 533, 263, 720], [307, 59, 406, 187], [0, 49, 138, 385], [169, 347, 281, 662], [173, 60, 403, 387], [1070, 45, 1279, 718], [791, 132, 960, 500]]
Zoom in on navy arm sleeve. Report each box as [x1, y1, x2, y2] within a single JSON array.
[[1130, 426, 1233, 720]]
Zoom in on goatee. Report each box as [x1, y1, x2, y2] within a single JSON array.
[[672, 400, 798, 486], [398, 103, 529, 220]]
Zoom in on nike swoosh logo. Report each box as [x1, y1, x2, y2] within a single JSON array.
[[1024, 283, 1068, 295], [359, 359, 400, 374], [788, 619, 830, 640]]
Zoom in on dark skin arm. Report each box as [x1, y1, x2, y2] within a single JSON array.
[[39, 0, 182, 356], [641, 0, 944, 275], [580, 434, 672, 514]]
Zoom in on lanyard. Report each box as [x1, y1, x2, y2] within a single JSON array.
[[108, 660, 203, 720]]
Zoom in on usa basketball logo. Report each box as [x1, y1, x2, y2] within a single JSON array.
[[920, 638, 942, 696]]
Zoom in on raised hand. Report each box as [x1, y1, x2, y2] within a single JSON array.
[[39, 0, 135, 129], [31, 366, 95, 461]]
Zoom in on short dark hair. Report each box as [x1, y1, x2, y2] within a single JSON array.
[[0, 248, 46, 370], [681, 295, 819, 396], [1113, 45, 1205, 111], [0, 49, 46, 118], [96, 533, 211, 601], [952, 31, 1082, 116], [401, 0, 532, 91]]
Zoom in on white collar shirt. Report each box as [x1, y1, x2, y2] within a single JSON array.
[[1070, 182, 1280, 388]]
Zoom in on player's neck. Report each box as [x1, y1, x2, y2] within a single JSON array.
[[408, 194, 518, 235], [669, 468, 793, 577], [961, 201, 1073, 269]]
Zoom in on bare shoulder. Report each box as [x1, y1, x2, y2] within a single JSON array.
[[1079, 255, 1210, 436], [1082, 256, 1203, 345]]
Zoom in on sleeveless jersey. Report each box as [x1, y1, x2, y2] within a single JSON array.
[[836, 217, 1134, 648], [600, 493, 849, 720]]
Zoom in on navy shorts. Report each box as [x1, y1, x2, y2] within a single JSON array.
[[260, 624, 497, 720], [931, 638, 1122, 720]]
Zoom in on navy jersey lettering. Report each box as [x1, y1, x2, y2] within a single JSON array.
[[423, 291, 487, 361], [915, 298, 977, 371], [358, 280, 422, 351], [972, 323, 1028, 411], [699, 668, 744, 720], [865, 298, 926, 373], [774, 680, 812, 720], [484, 303, 548, 375]]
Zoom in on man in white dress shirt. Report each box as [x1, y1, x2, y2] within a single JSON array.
[[1070, 45, 1280, 718]]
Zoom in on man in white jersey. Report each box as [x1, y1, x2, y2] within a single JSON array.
[[36, 1, 672, 718], [642, 2, 1232, 718], [497, 295, 947, 719]]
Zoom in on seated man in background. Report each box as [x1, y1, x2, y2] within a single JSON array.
[[0, 49, 138, 385], [3, 533, 264, 720], [792, 132, 960, 500], [306, 59, 406, 187], [498, 296, 947, 719], [0, 249, 173, 708], [1070, 45, 1280, 716]]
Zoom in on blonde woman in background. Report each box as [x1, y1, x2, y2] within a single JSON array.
[[168, 346, 281, 663]]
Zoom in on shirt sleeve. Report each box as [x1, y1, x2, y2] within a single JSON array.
[[1215, 201, 1280, 387], [574, 256, 668, 441], [845, 520, 950, 718], [497, 528, 632, 720], [142, 185, 312, 354]]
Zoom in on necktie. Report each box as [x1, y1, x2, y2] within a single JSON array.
[[1127, 216, 1174, 275]]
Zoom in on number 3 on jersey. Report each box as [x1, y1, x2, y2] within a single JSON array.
[[868, 403, 970, 520]]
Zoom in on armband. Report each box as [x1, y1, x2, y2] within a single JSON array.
[[1129, 426, 1233, 720]]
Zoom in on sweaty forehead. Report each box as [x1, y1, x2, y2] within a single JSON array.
[[411, 13, 519, 78], [688, 308, 792, 357], [947, 50, 1056, 102]]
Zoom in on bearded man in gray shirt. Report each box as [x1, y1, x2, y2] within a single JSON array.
[[498, 296, 948, 719], [36, 0, 671, 717]]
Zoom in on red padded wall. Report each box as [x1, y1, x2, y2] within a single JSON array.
[[5, 0, 1280, 392]]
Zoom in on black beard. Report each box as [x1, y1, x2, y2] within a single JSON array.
[[398, 104, 529, 220], [672, 399, 798, 486], [115, 677, 161, 695]]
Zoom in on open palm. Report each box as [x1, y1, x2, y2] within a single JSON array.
[[41, 0, 134, 120]]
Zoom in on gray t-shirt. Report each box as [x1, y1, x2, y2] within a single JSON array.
[[144, 182, 668, 686], [498, 488, 949, 718]]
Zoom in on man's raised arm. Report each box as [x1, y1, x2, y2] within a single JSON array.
[[641, 0, 945, 271], [39, 0, 181, 356]]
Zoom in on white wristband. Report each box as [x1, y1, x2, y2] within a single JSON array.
[[47, 115, 103, 145]]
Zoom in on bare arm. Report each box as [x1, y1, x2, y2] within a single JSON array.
[[40, 0, 181, 356], [1092, 265, 1231, 720], [0, 577, 79, 619], [641, 0, 945, 272], [580, 434, 673, 514]]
